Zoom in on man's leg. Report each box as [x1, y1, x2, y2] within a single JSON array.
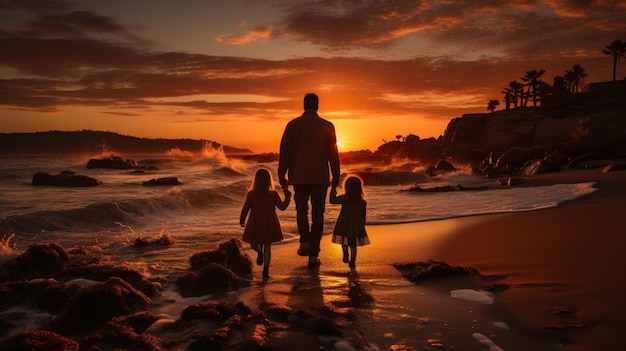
[[293, 185, 311, 256], [308, 185, 328, 264]]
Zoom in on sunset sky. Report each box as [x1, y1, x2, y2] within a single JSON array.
[[1, 0, 625, 153]]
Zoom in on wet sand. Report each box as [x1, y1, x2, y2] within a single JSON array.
[[435, 168, 626, 350], [240, 168, 625, 350]]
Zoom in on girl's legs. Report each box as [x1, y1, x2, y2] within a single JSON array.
[[342, 245, 349, 263], [349, 245, 357, 269], [253, 244, 263, 266], [262, 243, 271, 279]]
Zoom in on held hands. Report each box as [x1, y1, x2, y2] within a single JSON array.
[[279, 178, 288, 190]]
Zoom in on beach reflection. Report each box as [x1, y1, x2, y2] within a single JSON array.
[[346, 272, 375, 308]]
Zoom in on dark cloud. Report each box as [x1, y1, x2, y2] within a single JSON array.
[[1, 2, 148, 45], [0, 0, 624, 124], [275, 0, 625, 62], [280, 0, 432, 48], [23, 10, 135, 38], [0, 0, 72, 15]]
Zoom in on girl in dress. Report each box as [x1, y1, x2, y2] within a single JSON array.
[[330, 176, 370, 269], [240, 168, 291, 279]]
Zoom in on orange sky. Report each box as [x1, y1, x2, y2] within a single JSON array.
[[1, 1, 625, 153]]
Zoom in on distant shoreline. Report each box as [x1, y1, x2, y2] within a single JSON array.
[[0, 130, 253, 156]]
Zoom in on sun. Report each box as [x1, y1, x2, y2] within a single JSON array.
[[336, 139, 343, 149]]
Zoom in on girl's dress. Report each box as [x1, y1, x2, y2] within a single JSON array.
[[241, 191, 288, 245], [330, 190, 370, 246]]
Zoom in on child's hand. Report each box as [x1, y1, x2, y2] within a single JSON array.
[[240, 222, 245, 227]]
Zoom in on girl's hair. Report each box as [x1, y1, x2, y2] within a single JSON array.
[[250, 168, 274, 198], [342, 176, 364, 203]]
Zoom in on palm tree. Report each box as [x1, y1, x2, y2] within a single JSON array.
[[501, 87, 513, 110], [564, 64, 588, 93], [601, 39, 626, 81], [564, 69, 577, 92], [521, 69, 546, 107], [501, 81, 523, 109], [487, 99, 499, 112]]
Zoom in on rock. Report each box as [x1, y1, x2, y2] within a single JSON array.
[[0, 330, 79, 351], [53, 277, 151, 331], [495, 146, 528, 170], [180, 300, 251, 323], [32, 171, 101, 187], [566, 152, 602, 169], [176, 263, 248, 297], [142, 177, 183, 186], [80, 312, 165, 351], [403, 185, 457, 193], [435, 159, 457, 172], [375, 135, 440, 163], [38, 281, 74, 314], [132, 234, 174, 248], [189, 238, 253, 279], [0, 243, 70, 280], [59, 264, 161, 298], [86, 156, 138, 169], [522, 158, 561, 175], [565, 113, 626, 156], [0, 279, 60, 310], [393, 260, 480, 282], [439, 88, 626, 167], [185, 315, 271, 351]]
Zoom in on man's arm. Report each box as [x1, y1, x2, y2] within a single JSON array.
[[278, 123, 291, 187], [327, 124, 340, 187]]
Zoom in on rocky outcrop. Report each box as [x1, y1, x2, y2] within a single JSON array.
[[0, 243, 70, 280], [189, 238, 253, 279], [86, 156, 139, 169], [86, 156, 159, 170], [142, 177, 183, 186], [176, 263, 248, 297], [52, 277, 151, 332], [32, 171, 101, 187], [79, 312, 165, 351], [440, 110, 574, 164], [177, 239, 253, 297], [440, 85, 626, 168], [376, 135, 441, 163], [0, 330, 79, 351]]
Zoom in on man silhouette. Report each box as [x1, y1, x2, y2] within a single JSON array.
[[278, 93, 340, 268]]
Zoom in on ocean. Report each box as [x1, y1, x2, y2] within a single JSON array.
[[0, 146, 600, 347], [0, 146, 597, 269]]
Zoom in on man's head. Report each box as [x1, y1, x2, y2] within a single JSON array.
[[303, 93, 319, 111]]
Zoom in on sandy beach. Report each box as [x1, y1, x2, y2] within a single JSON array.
[[236, 168, 626, 351]]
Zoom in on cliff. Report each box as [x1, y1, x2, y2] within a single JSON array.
[[441, 81, 626, 164], [375, 80, 626, 167]]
